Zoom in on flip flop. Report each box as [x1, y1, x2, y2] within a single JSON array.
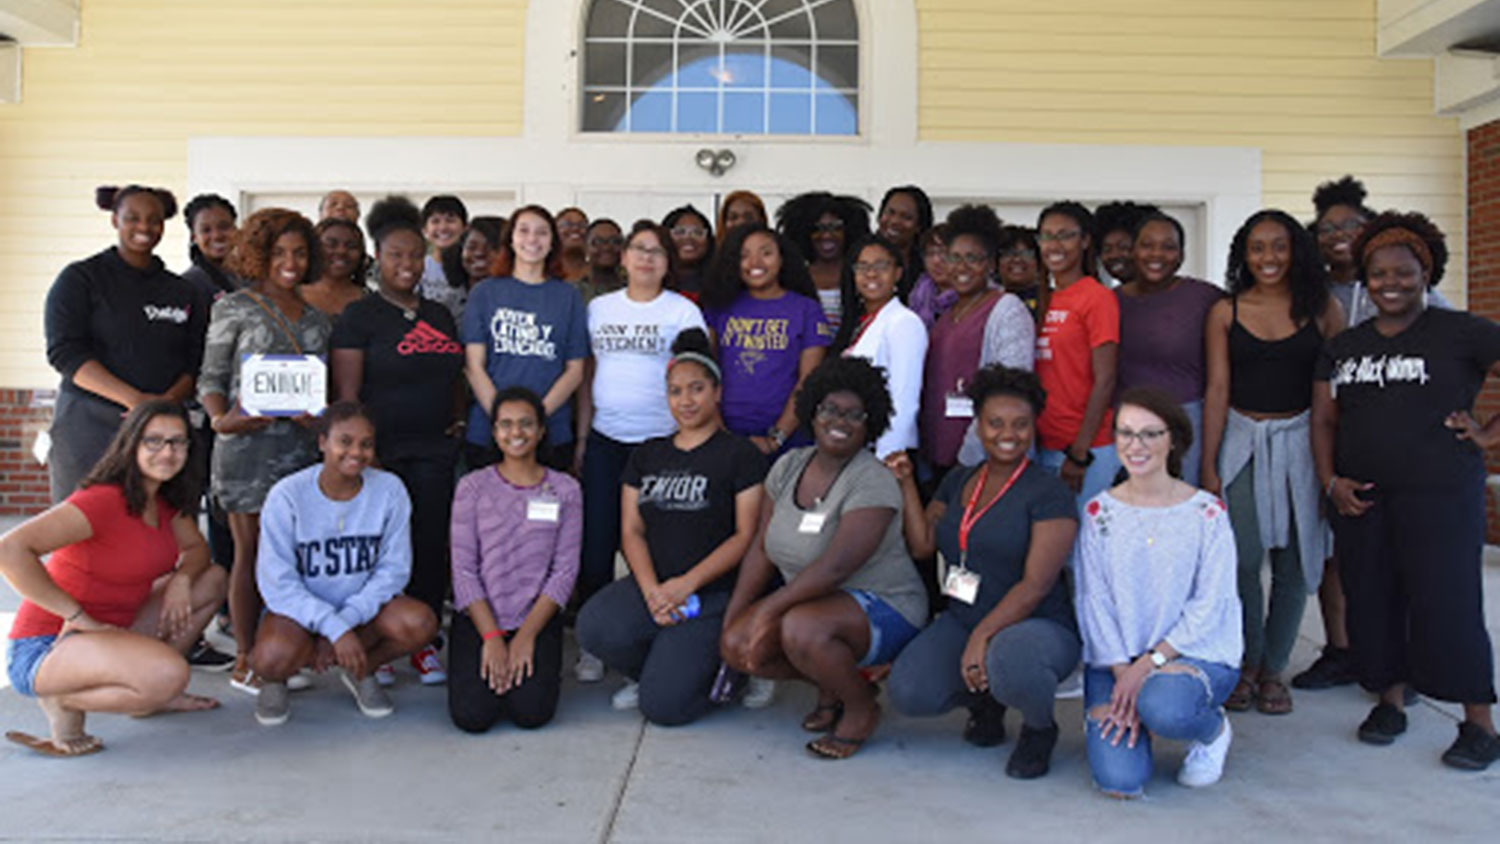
[[5, 730, 104, 758], [806, 733, 866, 760]]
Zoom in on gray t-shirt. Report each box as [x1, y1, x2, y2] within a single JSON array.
[[763, 447, 929, 628]]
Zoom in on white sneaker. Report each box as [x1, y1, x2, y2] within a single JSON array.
[[611, 681, 640, 710], [286, 668, 313, 692], [1054, 666, 1083, 699], [373, 664, 396, 687], [742, 677, 777, 709], [410, 645, 447, 686], [203, 617, 237, 656], [1178, 712, 1232, 788], [575, 651, 605, 683]]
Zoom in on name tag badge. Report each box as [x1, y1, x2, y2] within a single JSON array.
[[527, 498, 560, 523], [945, 394, 974, 419], [943, 567, 981, 604], [798, 512, 827, 534]]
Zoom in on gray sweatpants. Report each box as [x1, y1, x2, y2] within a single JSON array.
[[888, 612, 1080, 729]]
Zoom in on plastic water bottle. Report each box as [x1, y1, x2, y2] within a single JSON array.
[[678, 594, 701, 619]]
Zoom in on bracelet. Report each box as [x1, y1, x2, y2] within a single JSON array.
[[767, 427, 787, 448], [1325, 476, 1337, 498], [481, 629, 502, 641]]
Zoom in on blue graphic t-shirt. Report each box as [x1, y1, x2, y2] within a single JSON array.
[[706, 290, 833, 438], [461, 276, 589, 446]]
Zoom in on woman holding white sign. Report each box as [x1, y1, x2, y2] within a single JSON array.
[[199, 207, 332, 694]]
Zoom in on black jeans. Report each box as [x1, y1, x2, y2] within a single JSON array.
[[381, 445, 459, 622], [578, 429, 639, 607], [576, 578, 727, 727], [447, 611, 563, 732]]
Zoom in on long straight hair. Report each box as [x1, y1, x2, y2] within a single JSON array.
[[79, 400, 201, 517]]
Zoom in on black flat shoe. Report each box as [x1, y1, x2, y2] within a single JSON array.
[[1357, 702, 1407, 746], [1291, 646, 1357, 690], [962, 696, 1007, 747], [1006, 723, 1059, 779], [1441, 722, 1500, 771]]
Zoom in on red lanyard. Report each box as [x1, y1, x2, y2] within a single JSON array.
[[848, 301, 887, 349], [957, 457, 1029, 563]]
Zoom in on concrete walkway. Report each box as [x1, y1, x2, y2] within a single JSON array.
[[1, 542, 1497, 841]]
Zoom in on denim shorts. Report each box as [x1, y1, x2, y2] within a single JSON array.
[[6, 634, 59, 698], [845, 589, 920, 668]]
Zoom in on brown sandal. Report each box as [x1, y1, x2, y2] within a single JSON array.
[[1256, 677, 1294, 715], [801, 701, 843, 733], [1225, 676, 1256, 712]]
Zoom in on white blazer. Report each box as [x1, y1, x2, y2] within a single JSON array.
[[844, 299, 928, 459]]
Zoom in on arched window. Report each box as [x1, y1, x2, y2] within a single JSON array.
[[582, 0, 859, 135]]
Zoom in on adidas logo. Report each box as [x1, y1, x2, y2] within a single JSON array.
[[396, 320, 462, 356]]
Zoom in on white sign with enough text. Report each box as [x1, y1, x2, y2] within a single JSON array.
[[239, 354, 327, 417]]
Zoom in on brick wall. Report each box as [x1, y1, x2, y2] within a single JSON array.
[[1468, 119, 1500, 541], [0, 389, 54, 515]]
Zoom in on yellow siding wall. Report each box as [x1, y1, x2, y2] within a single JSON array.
[[917, 0, 1465, 290], [0, 0, 526, 387]]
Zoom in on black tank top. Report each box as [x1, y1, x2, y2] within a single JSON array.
[[1228, 296, 1322, 414]]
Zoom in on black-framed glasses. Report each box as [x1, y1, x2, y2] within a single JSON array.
[[1037, 230, 1082, 244], [589, 235, 625, 248], [947, 252, 989, 268], [1114, 427, 1168, 446], [1316, 218, 1364, 236], [816, 402, 868, 425], [853, 259, 894, 275], [142, 435, 191, 453]]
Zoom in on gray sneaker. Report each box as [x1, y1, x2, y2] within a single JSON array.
[[254, 681, 290, 726], [339, 669, 394, 718]]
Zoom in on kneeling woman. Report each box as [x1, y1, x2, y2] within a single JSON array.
[[887, 365, 1079, 779], [721, 357, 929, 760], [1, 401, 228, 756], [250, 402, 438, 725], [576, 330, 766, 726], [1076, 389, 1242, 797], [448, 387, 581, 733]]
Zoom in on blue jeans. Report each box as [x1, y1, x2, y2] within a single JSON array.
[[1083, 658, 1240, 797], [1036, 444, 1121, 517], [1179, 399, 1203, 487]]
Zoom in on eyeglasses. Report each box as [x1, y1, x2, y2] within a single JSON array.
[[947, 252, 989, 268], [671, 226, 707, 239], [628, 244, 668, 258], [141, 435, 191, 453], [1114, 427, 1168, 446], [1000, 248, 1037, 261], [813, 221, 845, 234], [852, 259, 894, 275], [816, 402, 868, 425], [589, 236, 625, 248], [495, 418, 539, 432], [557, 220, 588, 232], [1316, 218, 1364, 236], [1037, 230, 1082, 244]]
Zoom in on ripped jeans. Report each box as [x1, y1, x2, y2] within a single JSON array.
[[1083, 657, 1240, 797]]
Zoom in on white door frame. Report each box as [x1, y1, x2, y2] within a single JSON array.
[[188, 0, 1260, 283]]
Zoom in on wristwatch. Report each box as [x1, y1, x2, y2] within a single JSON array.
[[768, 427, 788, 449], [1148, 649, 1169, 668], [1066, 447, 1095, 468]]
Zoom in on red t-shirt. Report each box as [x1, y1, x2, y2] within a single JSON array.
[[9, 485, 180, 639], [1036, 277, 1120, 451]]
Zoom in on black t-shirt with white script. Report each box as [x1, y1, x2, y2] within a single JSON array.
[[622, 429, 767, 593], [1314, 308, 1500, 489]]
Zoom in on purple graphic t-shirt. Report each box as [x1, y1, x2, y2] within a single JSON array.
[[706, 291, 833, 438]]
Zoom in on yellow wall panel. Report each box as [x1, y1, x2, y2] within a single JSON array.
[[0, 0, 527, 387]]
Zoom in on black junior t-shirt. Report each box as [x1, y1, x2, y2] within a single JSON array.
[[933, 461, 1078, 631], [622, 429, 767, 593], [1315, 308, 1500, 489], [329, 295, 464, 456]]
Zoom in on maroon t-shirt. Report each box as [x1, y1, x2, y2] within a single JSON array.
[[1115, 278, 1223, 404]]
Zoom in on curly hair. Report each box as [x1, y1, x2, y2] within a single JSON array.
[[1312, 175, 1375, 223], [1094, 201, 1159, 240], [229, 207, 321, 284], [830, 236, 905, 354], [794, 355, 894, 444], [966, 364, 1047, 418], [775, 192, 872, 266], [662, 204, 715, 268], [490, 205, 566, 279], [1117, 387, 1194, 480], [945, 203, 1004, 259], [80, 400, 200, 517], [1037, 201, 1097, 277], [701, 223, 817, 311], [1225, 209, 1329, 323], [96, 184, 178, 219], [1353, 210, 1448, 288], [364, 195, 422, 248], [319, 400, 375, 439]]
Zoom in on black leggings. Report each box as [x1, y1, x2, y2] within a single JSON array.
[[1334, 479, 1496, 704], [447, 611, 563, 732], [381, 448, 458, 621]]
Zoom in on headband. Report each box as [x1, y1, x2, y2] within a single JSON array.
[[668, 351, 721, 383], [1361, 228, 1432, 276]]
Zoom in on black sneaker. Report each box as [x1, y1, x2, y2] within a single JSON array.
[[1357, 702, 1407, 745], [1005, 723, 1059, 779], [1291, 646, 1357, 690], [187, 640, 235, 672], [1440, 722, 1500, 771], [963, 696, 1007, 747]]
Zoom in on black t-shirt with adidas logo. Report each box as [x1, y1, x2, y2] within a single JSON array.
[[330, 295, 464, 458]]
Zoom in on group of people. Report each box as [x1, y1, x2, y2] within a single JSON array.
[[2, 175, 1497, 797]]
